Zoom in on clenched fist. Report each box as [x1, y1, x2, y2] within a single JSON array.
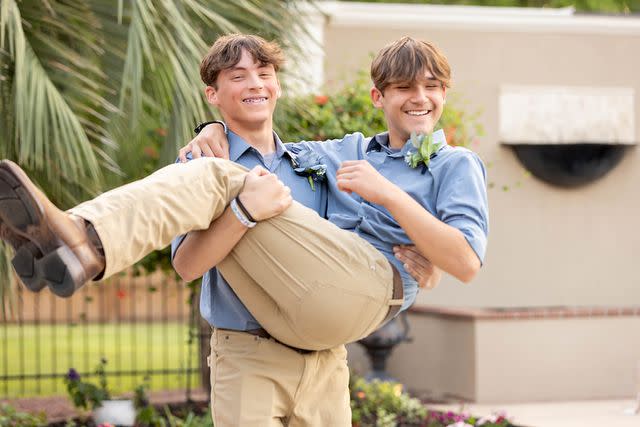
[[238, 166, 292, 222]]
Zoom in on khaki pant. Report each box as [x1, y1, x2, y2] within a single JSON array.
[[209, 329, 351, 427], [70, 158, 402, 350]]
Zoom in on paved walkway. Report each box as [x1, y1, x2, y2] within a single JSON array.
[[430, 399, 640, 427]]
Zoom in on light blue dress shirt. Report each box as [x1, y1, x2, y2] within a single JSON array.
[[171, 131, 327, 331], [296, 129, 489, 311]]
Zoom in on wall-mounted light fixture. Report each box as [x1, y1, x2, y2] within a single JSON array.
[[500, 86, 635, 187]]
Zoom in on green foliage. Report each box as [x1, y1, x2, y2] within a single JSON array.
[[350, 377, 513, 427], [134, 381, 166, 427], [161, 407, 214, 427], [0, 0, 314, 310], [350, 377, 428, 426], [64, 359, 111, 411], [341, 0, 639, 13], [135, 405, 214, 427], [0, 404, 46, 427], [274, 71, 483, 149]]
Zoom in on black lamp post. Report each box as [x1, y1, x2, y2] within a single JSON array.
[[357, 311, 412, 381]]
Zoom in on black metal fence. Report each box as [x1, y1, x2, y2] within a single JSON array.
[[0, 272, 203, 400]]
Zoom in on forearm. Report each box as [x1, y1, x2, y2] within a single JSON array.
[[173, 206, 248, 282], [384, 188, 480, 283]]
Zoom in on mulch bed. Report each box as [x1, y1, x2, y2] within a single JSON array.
[[1, 388, 209, 423]]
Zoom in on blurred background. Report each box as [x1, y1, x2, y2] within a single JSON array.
[[1, 0, 639, 425]]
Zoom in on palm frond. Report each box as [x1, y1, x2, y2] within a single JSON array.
[[0, 0, 122, 205]]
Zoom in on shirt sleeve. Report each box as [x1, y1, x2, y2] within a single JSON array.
[[170, 153, 192, 264], [170, 234, 187, 263], [435, 150, 489, 264]]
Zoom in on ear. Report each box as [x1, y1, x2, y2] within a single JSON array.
[[204, 86, 219, 106], [442, 85, 447, 104], [370, 86, 383, 109]]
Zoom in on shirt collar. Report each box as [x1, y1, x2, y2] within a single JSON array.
[[366, 128, 448, 158], [228, 130, 292, 162]]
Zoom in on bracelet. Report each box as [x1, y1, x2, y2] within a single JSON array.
[[234, 196, 257, 223], [193, 120, 228, 135], [230, 198, 256, 228]]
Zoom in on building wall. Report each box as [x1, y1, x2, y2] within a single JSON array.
[[370, 309, 640, 402], [319, 3, 640, 308]]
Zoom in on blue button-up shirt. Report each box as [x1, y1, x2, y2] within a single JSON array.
[[298, 129, 489, 311], [171, 131, 326, 330]]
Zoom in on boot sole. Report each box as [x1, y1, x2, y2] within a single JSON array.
[[0, 161, 84, 297]]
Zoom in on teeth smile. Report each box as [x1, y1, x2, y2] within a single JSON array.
[[243, 97, 267, 104], [405, 110, 431, 116]]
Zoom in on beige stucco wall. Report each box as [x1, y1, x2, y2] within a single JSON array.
[[319, 3, 640, 309], [363, 311, 640, 403]]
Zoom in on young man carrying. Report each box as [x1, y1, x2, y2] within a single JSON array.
[[0, 34, 437, 426]]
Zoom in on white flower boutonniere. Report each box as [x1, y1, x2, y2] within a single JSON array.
[[404, 132, 442, 174]]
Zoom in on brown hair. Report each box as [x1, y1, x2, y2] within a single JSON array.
[[370, 37, 451, 93], [200, 34, 285, 87]]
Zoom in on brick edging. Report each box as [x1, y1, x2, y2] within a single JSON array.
[[408, 305, 640, 321]]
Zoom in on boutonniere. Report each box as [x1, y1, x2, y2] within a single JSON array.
[[289, 147, 327, 191], [404, 132, 442, 174]]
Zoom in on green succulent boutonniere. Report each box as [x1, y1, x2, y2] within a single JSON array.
[[404, 132, 442, 174]]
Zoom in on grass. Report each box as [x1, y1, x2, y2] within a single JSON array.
[[0, 322, 200, 398]]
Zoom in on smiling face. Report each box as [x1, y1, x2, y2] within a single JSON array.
[[370, 72, 446, 148], [369, 37, 451, 148], [205, 49, 281, 131]]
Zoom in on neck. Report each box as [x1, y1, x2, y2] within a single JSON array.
[[227, 120, 276, 155], [387, 129, 409, 150]]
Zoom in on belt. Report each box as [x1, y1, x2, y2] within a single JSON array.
[[245, 328, 314, 355], [381, 264, 404, 325]]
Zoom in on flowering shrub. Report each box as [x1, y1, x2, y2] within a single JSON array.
[[349, 377, 512, 427], [275, 71, 483, 149], [64, 359, 110, 411], [351, 377, 427, 426]]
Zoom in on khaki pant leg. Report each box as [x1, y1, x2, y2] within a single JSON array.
[[288, 345, 351, 427], [209, 329, 303, 427], [69, 158, 247, 278], [69, 157, 393, 349], [217, 202, 394, 350]]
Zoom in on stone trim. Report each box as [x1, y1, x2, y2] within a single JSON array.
[[320, 1, 640, 35], [409, 305, 640, 320]]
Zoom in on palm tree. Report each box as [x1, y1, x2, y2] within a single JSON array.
[[0, 0, 314, 315]]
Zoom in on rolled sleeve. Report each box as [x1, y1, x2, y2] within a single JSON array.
[[436, 151, 489, 263], [170, 234, 187, 262], [170, 153, 192, 264]]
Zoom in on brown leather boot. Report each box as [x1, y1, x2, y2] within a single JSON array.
[[0, 160, 105, 297]]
